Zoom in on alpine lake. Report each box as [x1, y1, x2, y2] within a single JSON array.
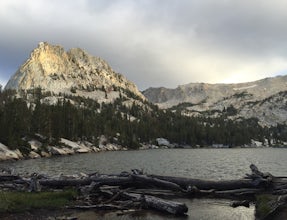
[[1, 147, 287, 220]]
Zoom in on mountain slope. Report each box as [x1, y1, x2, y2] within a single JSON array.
[[143, 76, 287, 126], [5, 42, 145, 101]]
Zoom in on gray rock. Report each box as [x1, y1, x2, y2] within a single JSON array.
[[5, 42, 145, 102], [143, 75, 287, 126]]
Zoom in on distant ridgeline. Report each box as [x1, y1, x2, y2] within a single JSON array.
[[0, 42, 287, 158], [143, 75, 287, 127]]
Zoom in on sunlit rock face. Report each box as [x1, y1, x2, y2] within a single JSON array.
[[0, 143, 23, 161], [5, 42, 145, 100], [143, 76, 287, 126]]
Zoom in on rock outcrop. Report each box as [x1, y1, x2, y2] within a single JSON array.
[[5, 42, 145, 101], [143, 75, 287, 126], [0, 143, 23, 161]]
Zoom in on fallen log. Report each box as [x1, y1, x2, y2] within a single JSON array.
[[214, 188, 263, 196], [91, 176, 133, 186], [0, 175, 21, 182], [122, 192, 188, 215], [39, 176, 133, 188], [149, 175, 261, 190], [273, 189, 287, 195], [71, 204, 128, 210], [150, 164, 271, 191], [128, 188, 184, 197], [230, 200, 250, 208], [131, 174, 184, 192], [39, 178, 92, 187], [116, 209, 140, 216]]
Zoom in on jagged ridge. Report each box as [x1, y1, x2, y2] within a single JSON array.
[[143, 75, 287, 126], [5, 42, 145, 101]]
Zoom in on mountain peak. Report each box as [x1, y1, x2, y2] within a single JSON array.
[[5, 42, 145, 100]]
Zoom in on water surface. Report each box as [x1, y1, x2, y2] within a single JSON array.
[[2, 148, 286, 219]]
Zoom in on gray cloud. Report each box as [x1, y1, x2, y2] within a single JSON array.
[[1, 0, 287, 90]]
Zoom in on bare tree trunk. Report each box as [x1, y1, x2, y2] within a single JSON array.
[[122, 192, 188, 215]]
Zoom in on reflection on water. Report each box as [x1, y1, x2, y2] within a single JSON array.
[[1, 148, 286, 219], [71, 198, 254, 220]]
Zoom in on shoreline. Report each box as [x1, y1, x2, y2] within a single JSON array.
[[1, 141, 286, 163], [0, 164, 286, 220]]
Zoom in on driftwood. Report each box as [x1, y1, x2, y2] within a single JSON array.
[[122, 192, 188, 215], [1, 164, 287, 219], [39, 176, 133, 188], [71, 204, 128, 210], [131, 174, 184, 192], [149, 175, 265, 190], [0, 175, 20, 182], [230, 200, 250, 208]]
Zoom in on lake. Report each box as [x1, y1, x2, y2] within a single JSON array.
[[1, 148, 287, 219]]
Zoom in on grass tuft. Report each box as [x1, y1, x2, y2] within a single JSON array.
[[255, 194, 275, 219], [0, 190, 77, 213]]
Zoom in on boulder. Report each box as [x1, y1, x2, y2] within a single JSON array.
[[156, 138, 170, 147], [28, 151, 41, 159], [28, 140, 42, 151], [49, 146, 74, 155], [77, 142, 92, 153], [60, 138, 91, 153], [0, 143, 22, 160], [92, 147, 101, 152], [41, 151, 51, 157], [251, 140, 263, 147], [14, 149, 24, 159]]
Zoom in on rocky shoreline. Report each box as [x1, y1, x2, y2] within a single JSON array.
[[1, 136, 286, 162], [0, 135, 128, 161]]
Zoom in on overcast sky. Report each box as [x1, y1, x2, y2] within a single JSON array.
[[1, 0, 287, 90]]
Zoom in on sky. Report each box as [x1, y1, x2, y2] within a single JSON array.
[[1, 0, 287, 90]]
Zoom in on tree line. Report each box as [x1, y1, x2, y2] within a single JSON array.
[[0, 88, 286, 154]]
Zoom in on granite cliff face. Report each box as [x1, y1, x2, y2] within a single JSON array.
[[5, 42, 145, 101], [143, 76, 287, 126]]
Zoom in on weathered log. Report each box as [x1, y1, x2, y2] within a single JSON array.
[[273, 183, 287, 190], [186, 185, 215, 196], [29, 175, 41, 192], [249, 164, 273, 180], [0, 175, 21, 182], [39, 178, 92, 187], [150, 175, 262, 190], [247, 164, 273, 188], [131, 174, 184, 192], [39, 176, 133, 188], [122, 192, 188, 215], [230, 200, 250, 208], [116, 209, 140, 216], [272, 189, 287, 195], [214, 188, 263, 196], [0, 183, 18, 190], [128, 188, 183, 197], [91, 176, 133, 186], [71, 204, 128, 210], [79, 181, 100, 194]]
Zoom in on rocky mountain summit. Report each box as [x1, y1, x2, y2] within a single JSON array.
[[143, 76, 287, 126], [5, 42, 145, 102]]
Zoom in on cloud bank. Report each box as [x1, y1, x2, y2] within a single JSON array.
[[1, 0, 287, 89]]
